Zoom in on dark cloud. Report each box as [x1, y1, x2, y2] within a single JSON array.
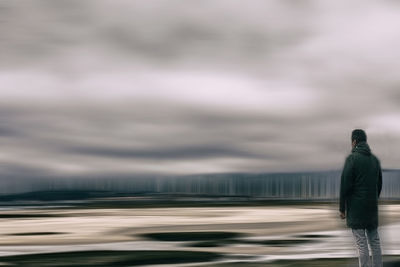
[[65, 144, 268, 160], [0, 163, 49, 177], [0, 96, 396, 177], [0, 126, 19, 137]]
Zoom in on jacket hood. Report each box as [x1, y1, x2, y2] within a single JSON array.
[[352, 141, 371, 155]]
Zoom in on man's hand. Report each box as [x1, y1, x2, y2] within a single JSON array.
[[340, 211, 346, 219]]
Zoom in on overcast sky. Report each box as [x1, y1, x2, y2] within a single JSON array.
[[1, 0, 400, 178]]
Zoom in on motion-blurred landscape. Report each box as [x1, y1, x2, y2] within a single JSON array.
[[1, 0, 400, 266], [0, 170, 400, 266]]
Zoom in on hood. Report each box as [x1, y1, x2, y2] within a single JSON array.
[[352, 141, 371, 155]]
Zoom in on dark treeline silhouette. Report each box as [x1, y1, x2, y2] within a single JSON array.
[[0, 170, 399, 200]]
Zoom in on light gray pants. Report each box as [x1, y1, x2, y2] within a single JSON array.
[[351, 228, 382, 267]]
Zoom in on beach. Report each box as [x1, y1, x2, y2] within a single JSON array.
[[0, 200, 399, 266]]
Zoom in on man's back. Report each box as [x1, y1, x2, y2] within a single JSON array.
[[341, 141, 382, 229]]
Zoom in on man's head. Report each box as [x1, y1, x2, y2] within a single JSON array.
[[351, 129, 367, 148]]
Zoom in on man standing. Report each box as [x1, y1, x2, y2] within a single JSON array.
[[340, 129, 383, 267]]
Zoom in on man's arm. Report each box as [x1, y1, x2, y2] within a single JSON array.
[[340, 155, 354, 213], [377, 160, 382, 198]]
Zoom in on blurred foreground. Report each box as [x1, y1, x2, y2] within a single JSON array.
[[0, 196, 399, 266]]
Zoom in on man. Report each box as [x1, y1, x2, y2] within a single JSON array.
[[340, 129, 383, 267]]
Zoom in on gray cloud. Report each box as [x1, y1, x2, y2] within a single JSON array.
[[0, 1, 400, 178], [0, 0, 313, 69]]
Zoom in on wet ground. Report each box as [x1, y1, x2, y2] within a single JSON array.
[[0, 200, 399, 266]]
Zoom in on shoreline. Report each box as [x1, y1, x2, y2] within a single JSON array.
[[0, 201, 398, 266]]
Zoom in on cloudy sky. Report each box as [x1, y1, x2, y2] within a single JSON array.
[[1, 0, 400, 179]]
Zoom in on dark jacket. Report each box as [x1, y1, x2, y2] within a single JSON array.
[[339, 141, 382, 229]]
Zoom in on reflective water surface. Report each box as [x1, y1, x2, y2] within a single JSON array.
[[0, 201, 399, 266]]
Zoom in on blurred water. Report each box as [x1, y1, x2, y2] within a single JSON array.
[[0, 223, 399, 264], [0, 202, 398, 265]]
